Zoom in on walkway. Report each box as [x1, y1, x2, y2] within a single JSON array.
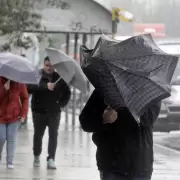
[[0, 111, 180, 180]]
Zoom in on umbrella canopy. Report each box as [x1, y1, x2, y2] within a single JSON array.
[[81, 34, 178, 122], [0, 52, 41, 84], [46, 48, 87, 93]]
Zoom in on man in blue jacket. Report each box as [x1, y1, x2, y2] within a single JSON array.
[[79, 89, 161, 180]]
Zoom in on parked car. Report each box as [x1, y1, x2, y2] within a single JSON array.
[[153, 41, 180, 132], [154, 78, 180, 132]]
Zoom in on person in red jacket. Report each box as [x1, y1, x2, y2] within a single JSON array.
[[0, 77, 28, 169]]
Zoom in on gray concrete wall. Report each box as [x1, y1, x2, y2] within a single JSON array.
[[35, 0, 112, 62], [39, 0, 112, 33]]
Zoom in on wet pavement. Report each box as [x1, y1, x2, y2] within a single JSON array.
[[0, 110, 180, 180]]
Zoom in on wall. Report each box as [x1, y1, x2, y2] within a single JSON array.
[[34, 0, 112, 62], [40, 0, 111, 33]]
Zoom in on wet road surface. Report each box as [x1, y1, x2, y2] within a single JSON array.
[[0, 111, 180, 180]]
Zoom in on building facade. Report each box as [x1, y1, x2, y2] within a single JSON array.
[[26, 0, 112, 64]]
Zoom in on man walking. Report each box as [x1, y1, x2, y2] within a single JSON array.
[[28, 56, 71, 169]]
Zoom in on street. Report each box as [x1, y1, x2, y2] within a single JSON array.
[[0, 111, 180, 180]]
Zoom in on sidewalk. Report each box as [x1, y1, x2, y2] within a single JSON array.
[[0, 111, 180, 180], [154, 132, 180, 151]]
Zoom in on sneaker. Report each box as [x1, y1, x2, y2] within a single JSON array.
[[33, 156, 40, 167], [47, 159, 56, 169], [7, 164, 14, 169]]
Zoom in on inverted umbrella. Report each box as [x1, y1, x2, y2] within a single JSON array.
[[46, 48, 87, 93], [0, 52, 41, 84], [81, 34, 178, 122]]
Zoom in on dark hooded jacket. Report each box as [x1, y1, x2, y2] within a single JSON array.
[[27, 70, 71, 113], [79, 89, 161, 178]]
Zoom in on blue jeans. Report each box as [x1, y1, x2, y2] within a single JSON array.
[[0, 121, 20, 164], [100, 172, 151, 180]]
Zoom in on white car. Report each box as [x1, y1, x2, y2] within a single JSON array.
[[154, 79, 180, 132]]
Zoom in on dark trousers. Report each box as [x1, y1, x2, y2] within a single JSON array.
[[100, 172, 151, 180], [32, 112, 60, 160]]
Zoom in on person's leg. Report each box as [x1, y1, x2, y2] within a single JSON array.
[[6, 121, 21, 167], [32, 112, 47, 167], [133, 177, 151, 180], [0, 124, 6, 161], [47, 112, 60, 169], [100, 172, 128, 180]]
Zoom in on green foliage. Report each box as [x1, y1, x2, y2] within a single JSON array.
[[0, 0, 70, 51], [47, 0, 70, 9], [0, 0, 41, 50]]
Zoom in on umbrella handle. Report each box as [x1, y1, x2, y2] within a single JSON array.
[[54, 77, 62, 85]]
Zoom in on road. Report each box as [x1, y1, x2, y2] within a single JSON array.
[[0, 111, 180, 180]]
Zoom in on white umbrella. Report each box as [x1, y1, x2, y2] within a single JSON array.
[[0, 52, 41, 84], [46, 48, 87, 93]]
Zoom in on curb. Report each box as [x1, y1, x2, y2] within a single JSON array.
[[154, 143, 180, 155]]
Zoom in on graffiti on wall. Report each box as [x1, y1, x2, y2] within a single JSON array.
[[69, 21, 108, 33], [69, 21, 88, 31], [47, 0, 70, 9], [90, 25, 108, 33], [69, 12, 87, 31], [69, 12, 108, 33]]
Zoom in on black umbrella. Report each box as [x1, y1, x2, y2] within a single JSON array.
[[80, 34, 178, 122]]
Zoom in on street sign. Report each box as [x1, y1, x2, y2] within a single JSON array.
[[112, 8, 134, 39], [134, 24, 165, 38]]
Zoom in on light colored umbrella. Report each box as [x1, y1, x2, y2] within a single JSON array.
[[0, 52, 41, 84], [46, 48, 87, 93]]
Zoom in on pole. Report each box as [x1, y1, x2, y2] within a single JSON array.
[[112, 8, 116, 39], [54, 77, 62, 85], [112, 8, 119, 39], [65, 33, 70, 126], [72, 33, 79, 127]]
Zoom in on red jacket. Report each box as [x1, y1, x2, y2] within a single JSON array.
[[0, 77, 28, 124]]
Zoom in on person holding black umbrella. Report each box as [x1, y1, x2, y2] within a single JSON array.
[[79, 34, 178, 180], [79, 89, 161, 180]]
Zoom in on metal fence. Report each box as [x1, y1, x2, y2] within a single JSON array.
[[25, 30, 110, 125]]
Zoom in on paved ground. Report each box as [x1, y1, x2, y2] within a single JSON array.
[[154, 133, 180, 151], [0, 111, 180, 180]]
